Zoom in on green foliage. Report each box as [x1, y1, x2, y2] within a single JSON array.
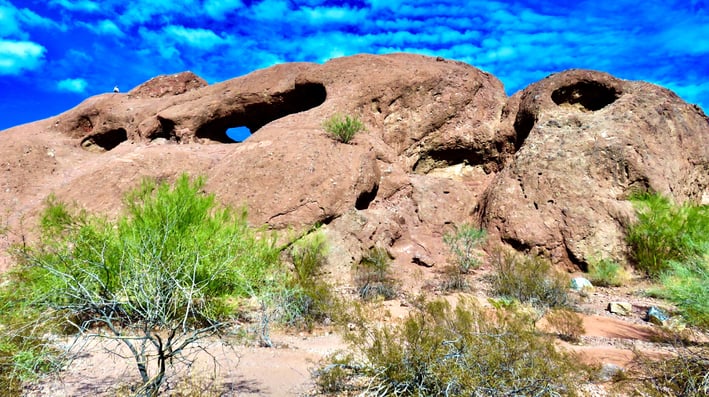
[[3, 174, 283, 395], [490, 249, 571, 310], [627, 193, 708, 328], [276, 231, 336, 329], [588, 257, 630, 287], [354, 246, 397, 301], [323, 113, 364, 143], [627, 193, 708, 278], [443, 224, 486, 273], [655, 257, 709, 328], [319, 298, 589, 396]]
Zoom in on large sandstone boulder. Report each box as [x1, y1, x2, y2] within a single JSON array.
[[481, 69, 709, 269], [1, 54, 707, 279]]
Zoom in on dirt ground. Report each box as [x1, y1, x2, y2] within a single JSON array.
[[20, 260, 708, 397]]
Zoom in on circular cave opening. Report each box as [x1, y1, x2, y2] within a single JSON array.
[[226, 126, 252, 142], [551, 81, 620, 111]]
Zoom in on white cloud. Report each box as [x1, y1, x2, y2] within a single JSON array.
[[50, 0, 101, 13], [204, 0, 243, 20], [96, 19, 123, 36], [0, 0, 57, 38], [0, 39, 45, 74], [56, 77, 88, 93], [164, 26, 231, 50]]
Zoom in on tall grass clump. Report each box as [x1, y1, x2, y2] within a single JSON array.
[[354, 246, 397, 301], [588, 257, 631, 287], [6, 174, 283, 396], [316, 298, 589, 396], [323, 113, 364, 143], [628, 343, 708, 397], [490, 249, 571, 310], [275, 231, 337, 330]]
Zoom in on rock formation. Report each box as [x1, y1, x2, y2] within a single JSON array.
[[1, 53, 707, 277]]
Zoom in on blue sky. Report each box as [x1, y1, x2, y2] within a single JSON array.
[[1, 0, 707, 130]]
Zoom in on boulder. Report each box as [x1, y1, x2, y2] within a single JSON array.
[[570, 277, 594, 292], [481, 69, 709, 269], [608, 302, 633, 316]]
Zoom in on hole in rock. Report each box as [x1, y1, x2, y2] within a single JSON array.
[[551, 81, 620, 111], [355, 183, 379, 210], [81, 128, 128, 151], [226, 126, 252, 142], [413, 148, 486, 174], [513, 110, 535, 152], [195, 82, 327, 143]]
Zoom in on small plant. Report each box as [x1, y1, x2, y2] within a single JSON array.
[[588, 257, 630, 287], [443, 224, 486, 273], [490, 248, 571, 310], [354, 246, 397, 301], [317, 297, 590, 396], [439, 264, 470, 292], [545, 308, 586, 343], [323, 113, 364, 143], [276, 231, 337, 330]]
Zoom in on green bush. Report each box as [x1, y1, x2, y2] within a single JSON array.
[[490, 249, 571, 310], [4, 174, 283, 395], [443, 224, 486, 273], [318, 297, 589, 396], [354, 246, 397, 301], [627, 193, 708, 328], [275, 231, 337, 330], [323, 113, 364, 143], [588, 257, 630, 287], [627, 193, 708, 278]]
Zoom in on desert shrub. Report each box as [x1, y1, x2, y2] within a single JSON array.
[[626, 193, 708, 328], [276, 231, 337, 330], [317, 297, 589, 396], [588, 257, 630, 287], [545, 308, 585, 343], [628, 344, 708, 397], [323, 113, 364, 143], [653, 257, 709, 329], [354, 246, 397, 301], [443, 223, 486, 273], [9, 174, 283, 396], [490, 249, 571, 310], [627, 193, 708, 278], [438, 264, 470, 292]]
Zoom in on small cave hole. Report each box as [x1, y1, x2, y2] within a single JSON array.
[[551, 81, 620, 111], [195, 82, 327, 143], [413, 148, 485, 174], [513, 110, 535, 152], [226, 126, 252, 142], [355, 183, 379, 210], [80, 128, 128, 152]]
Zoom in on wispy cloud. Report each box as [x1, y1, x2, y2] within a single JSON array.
[[56, 77, 88, 93]]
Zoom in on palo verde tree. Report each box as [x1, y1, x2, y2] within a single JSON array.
[[18, 174, 280, 396]]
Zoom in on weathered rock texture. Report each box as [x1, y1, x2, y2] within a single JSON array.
[[481, 69, 709, 269], [1, 54, 707, 278]]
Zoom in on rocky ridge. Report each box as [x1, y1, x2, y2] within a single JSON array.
[[1, 53, 707, 279]]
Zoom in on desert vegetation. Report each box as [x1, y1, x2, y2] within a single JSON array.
[[0, 175, 336, 396], [1, 177, 708, 396], [322, 113, 364, 143]]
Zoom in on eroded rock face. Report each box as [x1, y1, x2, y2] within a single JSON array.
[[481, 69, 709, 269], [0, 56, 707, 278]]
